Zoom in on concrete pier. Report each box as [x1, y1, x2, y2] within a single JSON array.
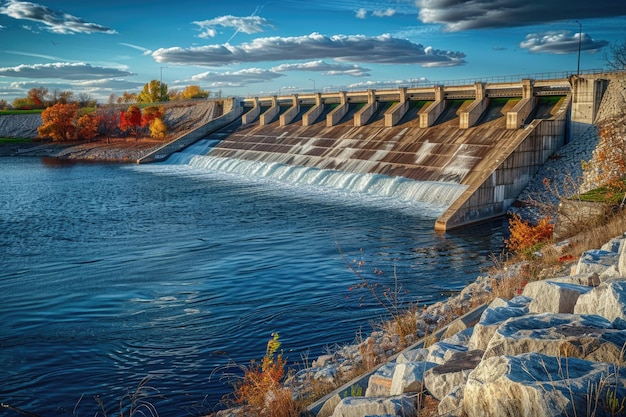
[[420, 86, 445, 128], [384, 87, 409, 127], [279, 95, 299, 126], [326, 91, 349, 127], [303, 93, 324, 126], [354, 89, 378, 127]]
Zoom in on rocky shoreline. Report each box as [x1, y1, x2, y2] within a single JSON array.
[[290, 232, 626, 417], [0, 138, 164, 162]]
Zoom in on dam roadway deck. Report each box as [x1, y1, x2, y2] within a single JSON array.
[[139, 74, 610, 230]]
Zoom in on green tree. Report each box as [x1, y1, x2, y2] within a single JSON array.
[[137, 80, 168, 103]]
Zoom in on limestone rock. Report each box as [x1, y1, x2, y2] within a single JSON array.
[[423, 349, 483, 401], [438, 385, 465, 417], [395, 348, 428, 364], [365, 363, 396, 397], [522, 279, 591, 314], [330, 395, 417, 417], [619, 238, 626, 276], [482, 313, 626, 363], [556, 273, 600, 287], [601, 235, 624, 253], [574, 278, 626, 324], [426, 341, 467, 365], [389, 361, 437, 395], [467, 297, 530, 351], [464, 353, 626, 417], [574, 249, 619, 276]]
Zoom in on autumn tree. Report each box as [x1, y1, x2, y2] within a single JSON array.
[[28, 87, 48, 108], [119, 105, 142, 139], [137, 80, 168, 103], [141, 105, 163, 128], [38, 103, 78, 141], [149, 118, 167, 138], [181, 85, 209, 100], [76, 112, 100, 141], [97, 94, 120, 144], [117, 91, 137, 104]]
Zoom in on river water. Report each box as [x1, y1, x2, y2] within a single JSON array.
[[0, 142, 506, 415]]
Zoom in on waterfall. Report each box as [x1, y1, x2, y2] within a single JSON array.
[[161, 140, 467, 208]]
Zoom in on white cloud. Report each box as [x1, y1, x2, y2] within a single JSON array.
[[271, 60, 371, 77], [415, 0, 626, 31], [373, 8, 396, 17], [355, 8, 367, 19], [0, 0, 117, 34], [520, 31, 608, 54], [153, 32, 466, 68], [191, 68, 285, 87], [0, 62, 134, 80], [193, 15, 273, 38]]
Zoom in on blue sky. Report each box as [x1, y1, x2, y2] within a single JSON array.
[[0, 0, 625, 103]]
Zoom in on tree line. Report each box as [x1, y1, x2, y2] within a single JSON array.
[[0, 81, 213, 143], [0, 80, 211, 111]]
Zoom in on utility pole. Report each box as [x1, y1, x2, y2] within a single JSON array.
[[160, 66, 167, 101], [576, 21, 582, 75], [309, 78, 316, 93]]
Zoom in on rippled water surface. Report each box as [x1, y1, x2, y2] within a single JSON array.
[[0, 152, 505, 415]]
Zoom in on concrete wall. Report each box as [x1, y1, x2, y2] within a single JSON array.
[[569, 75, 609, 140], [436, 96, 570, 231]]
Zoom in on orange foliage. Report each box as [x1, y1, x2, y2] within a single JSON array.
[[141, 105, 163, 127], [232, 333, 297, 416], [76, 113, 100, 141], [505, 214, 554, 252], [38, 103, 78, 141]]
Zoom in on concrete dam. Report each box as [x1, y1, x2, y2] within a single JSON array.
[[140, 74, 607, 231]]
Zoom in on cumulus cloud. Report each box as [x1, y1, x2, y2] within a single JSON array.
[[355, 8, 367, 19], [153, 33, 466, 68], [520, 31, 608, 54], [271, 60, 371, 77], [415, 0, 626, 31], [190, 68, 285, 87], [0, 0, 117, 34], [0, 62, 134, 80], [193, 15, 273, 39], [373, 8, 396, 17]]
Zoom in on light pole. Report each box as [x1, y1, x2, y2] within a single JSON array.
[[160, 66, 167, 101], [576, 21, 582, 75], [309, 78, 315, 93]]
